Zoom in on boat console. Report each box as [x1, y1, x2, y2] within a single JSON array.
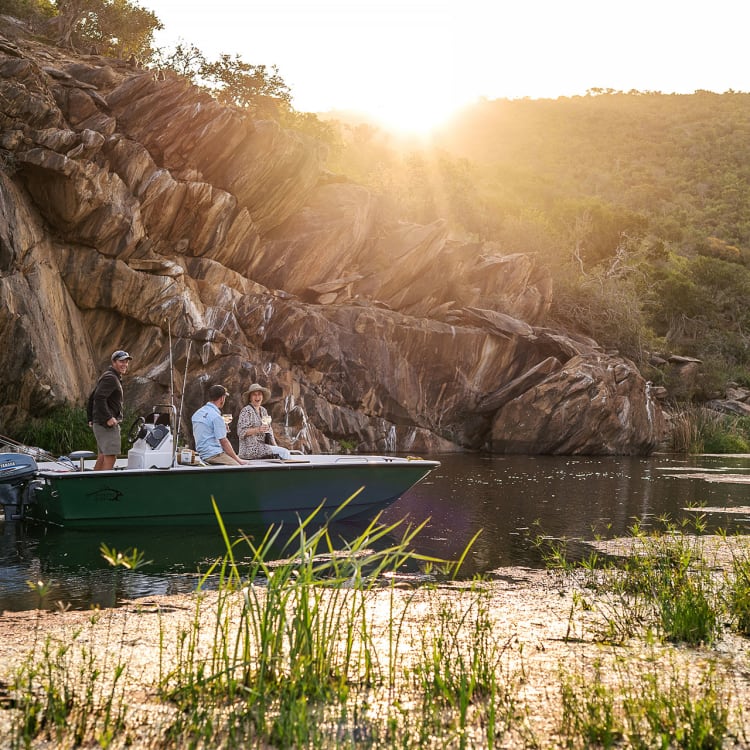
[[127, 422, 174, 469]]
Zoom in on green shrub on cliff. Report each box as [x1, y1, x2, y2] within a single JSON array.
[[0, 0, 54, 22], [16, 405, 95, 456]]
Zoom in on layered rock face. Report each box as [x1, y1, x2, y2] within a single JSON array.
[[0, 26, 664, 455]]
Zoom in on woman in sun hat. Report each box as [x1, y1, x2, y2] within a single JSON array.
[[237, 383, 291, 460]]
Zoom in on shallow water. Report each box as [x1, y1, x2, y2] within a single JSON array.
[[1, 452, 749, 611]]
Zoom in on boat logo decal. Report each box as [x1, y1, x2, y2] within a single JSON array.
[[87, 487, 123, 503]]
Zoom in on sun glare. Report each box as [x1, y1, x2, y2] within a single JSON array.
[[366, 96, 467, 137], [148, 0, 750, 143]]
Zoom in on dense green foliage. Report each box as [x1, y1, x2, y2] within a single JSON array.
[[16, 404, 95, 455], [15, 405, 140, 455], [0, 0, 54, 21], [0, 0, 161, 57], [670, 406, 750, 453], [74, 0, 161, 59]]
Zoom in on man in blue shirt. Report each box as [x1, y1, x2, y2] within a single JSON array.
[[191, 384, 247, 465]]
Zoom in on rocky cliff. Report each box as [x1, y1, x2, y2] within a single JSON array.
[[0, 22, 664, 455]]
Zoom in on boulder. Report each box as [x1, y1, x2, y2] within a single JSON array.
[[489, 354, 665, 455]]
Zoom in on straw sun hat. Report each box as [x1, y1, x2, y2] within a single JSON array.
[[243, 383, 271, 402]]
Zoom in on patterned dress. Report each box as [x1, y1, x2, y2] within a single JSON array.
[[237, 404, 277, 459]]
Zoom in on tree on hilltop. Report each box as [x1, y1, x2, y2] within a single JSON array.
[[38, 0, 161, 58], [201, 54, 291, 118]]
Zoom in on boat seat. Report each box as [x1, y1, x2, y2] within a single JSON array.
[[68, 450, 96, 471]]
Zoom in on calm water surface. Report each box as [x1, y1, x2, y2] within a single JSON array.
[[2, 453, 750, 611]]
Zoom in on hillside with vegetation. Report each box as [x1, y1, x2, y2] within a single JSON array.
[[326, 92, 750, 403]]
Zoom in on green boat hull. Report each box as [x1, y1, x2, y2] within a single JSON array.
[[25, 456, 439, 527]]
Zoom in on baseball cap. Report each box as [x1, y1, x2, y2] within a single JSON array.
[[111, 350, 132, 361]]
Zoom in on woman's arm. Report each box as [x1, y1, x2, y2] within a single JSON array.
[[262, 407, 278, 445], [238, 406, 263, 438]]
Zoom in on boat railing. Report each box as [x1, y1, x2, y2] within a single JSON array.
[[333, 455, 398, 464]]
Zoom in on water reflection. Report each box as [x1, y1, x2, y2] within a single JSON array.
[[0, 517, 377, 611], [2, 453, 749, 611], [381, 453, 750, 574]]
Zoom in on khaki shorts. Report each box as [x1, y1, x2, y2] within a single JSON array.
[[206, 452, 240, 466], [93, 423, 121, 455]]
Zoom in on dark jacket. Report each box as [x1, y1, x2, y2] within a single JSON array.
[[87, 366, 124, 426]]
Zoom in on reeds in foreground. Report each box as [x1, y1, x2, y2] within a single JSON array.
[[4, 503, 750, 748], [540, 514, 749, 749]]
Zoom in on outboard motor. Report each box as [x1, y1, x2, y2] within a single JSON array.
[[0, 452, 39, 520]]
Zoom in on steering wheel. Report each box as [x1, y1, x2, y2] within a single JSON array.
[[126, 416, 146, 445]]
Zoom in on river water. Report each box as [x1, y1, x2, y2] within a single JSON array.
[[2, 452, 749, 611]]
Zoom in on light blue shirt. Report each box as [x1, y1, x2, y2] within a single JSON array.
[[191, 402, 227, 460]]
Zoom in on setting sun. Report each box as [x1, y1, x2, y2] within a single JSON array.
[[335, 74, 473, 137], [368, 100, 462, 137], [145, 0, 750, 134]]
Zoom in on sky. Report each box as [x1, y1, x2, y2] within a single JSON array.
[[142, 0, 748, 134]]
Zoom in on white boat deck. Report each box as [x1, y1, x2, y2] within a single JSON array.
[[35, 454, 437, 475]]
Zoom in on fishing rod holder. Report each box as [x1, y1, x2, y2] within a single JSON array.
[[150, 404, 176, 427]]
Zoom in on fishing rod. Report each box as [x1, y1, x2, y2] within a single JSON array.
[[165, 319, 179, 466], [0, 433, 57, 461], [0, 432, 76, 469], [175, 337, 192, 448], [167, 318, 175, 410]]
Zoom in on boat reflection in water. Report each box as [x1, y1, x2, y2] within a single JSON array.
[[0, 513, 394, 611], [3, 452, 750, 612]]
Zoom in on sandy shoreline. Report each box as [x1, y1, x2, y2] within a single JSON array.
[[1, 538, 749, 748]]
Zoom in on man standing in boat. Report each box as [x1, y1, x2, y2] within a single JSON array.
[[87, 350, 131, 471], [191, 384, 248, 465]]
